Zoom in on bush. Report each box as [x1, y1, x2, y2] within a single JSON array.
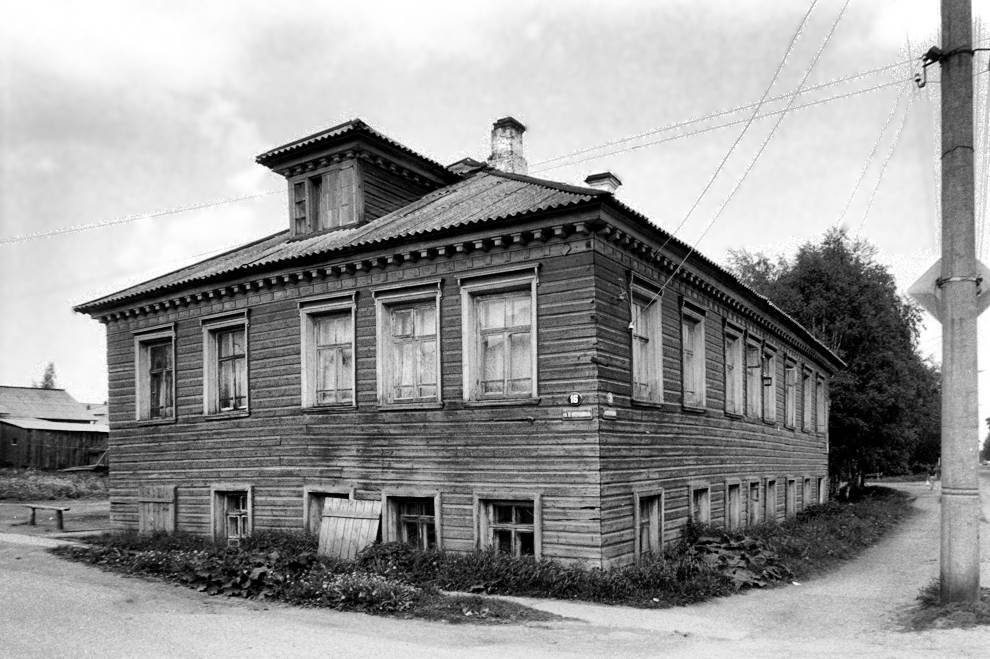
[[0, 468, 108, 500]]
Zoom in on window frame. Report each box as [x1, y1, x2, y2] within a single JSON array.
[[784, 358, 798, 428], [747, 478, 762, 526], [373, 282, 443, 407], [802, 367, 814, 432], [299, 294, 357, 409], [133, 324, 176, 422], [680, 303, 707, 410], [459, 267, 539, 402], [302, 484, 355, 534], [725, 480, 742, 530], [723, 324, 744, 416], [201, 313, 250, 416], [761, 345, 777, 423], [473, 491, 542, 559], [382, 489, 443, 551], [785, 477, 797, 518], [815, 376, 827, 433], [287, 162, 362, 237], [765, 478, 778, 522], [689, 482, 711, 525], [210, 483, 253, 545], [745, 337, 763, 419], [629, 281, 663, 405], [633, 487, 664, 564]]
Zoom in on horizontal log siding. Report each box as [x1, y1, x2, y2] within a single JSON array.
[[592, 239, 828, 567], [102, 234, 604, 563], [360, 161, 436, 221]]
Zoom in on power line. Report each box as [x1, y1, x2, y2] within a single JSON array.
[[0, 189, 283, 246], [978, 27, 990, 259], [650, 0, 821, 260], [857, 93, 916, 233]]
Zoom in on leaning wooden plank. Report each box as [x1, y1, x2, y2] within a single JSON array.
[[318, 499, 381, 559]]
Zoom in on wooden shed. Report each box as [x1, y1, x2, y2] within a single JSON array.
[[0, 387, 108, 470], [75, 117, 842, 567]]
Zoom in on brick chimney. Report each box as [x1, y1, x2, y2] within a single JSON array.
[[488, 117, 527, 175], [584, 171, 622, 194]]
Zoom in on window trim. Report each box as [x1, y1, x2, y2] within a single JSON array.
[[723, 323, 744, 416], [745, 336, 763, 419], [629, 279, 664, 405], [784, 357, 798, 428], [460, 269, 539, 402], [815, 375, 827, 433], [785, 477, 798, 518], [688, 482, 711, 525], [724, 479, 742, 530], [373, 282, 443, 406], [802, 367, 814, 432], [287, 162, 363, 237], [381, 488, 443, 551], [746, 478, 763, 526], [210, 483, 253, 544], [680, 303, 707, 410], [632, 487, 665, 564], [133, 324, 176, 422], [299, 295, 357, 409], [302, 483, 355, 534], [761, 344, 778, 423], [473, 491, 542, 560], [201, 313, 250, 416], [764, 477, 778, 522]]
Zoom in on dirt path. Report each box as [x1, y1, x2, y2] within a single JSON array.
[[1, 478, 988, 657]]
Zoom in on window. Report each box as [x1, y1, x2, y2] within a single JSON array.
[[303, 487, 351, 534], [211, 485, 252, 546], [726, 482, 741, 530], [630, 284, 663, 403], [690, 486, 711, 524], [290, 164, 359, 236], [134, 327, 175, 421], [746, 339, 762, 417], [748, 481, 761, 525], [724, 329, 743, 415], [460, 269, 538, 401], [765, 479, 778, 522], [300, 297, 356, 408], [802, 369, 814, 431], [761, 347, 777, 422], [374, 284, 441, 405], [784, 360, 797, 428], [803, 477, 813, 510], [202, 315, 249, 415], [815, 376, 827, 432], [817, 477, 825, 504], [385, 497, 438, 551], [681, 307, 706, 408], [785, 479, 797, 518], [477, 495, 541, 558], [634, 490, 664, 563]]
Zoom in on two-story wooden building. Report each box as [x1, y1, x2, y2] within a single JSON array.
[[75, 117, 841, 566]]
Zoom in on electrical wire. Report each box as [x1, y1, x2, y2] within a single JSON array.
[[977, 32, 990, 259], [857, 93, 916, 233]]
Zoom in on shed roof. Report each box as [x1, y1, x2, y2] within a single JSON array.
[[0, 386, 99, 423], [0, 417, 108, 433], [75, 170, 605, 311]]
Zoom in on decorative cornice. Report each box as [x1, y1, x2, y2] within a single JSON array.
[[277, 148, 431, 188]]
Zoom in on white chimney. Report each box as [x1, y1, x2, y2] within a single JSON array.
[[584, 172, 622, 194], [488, 116, 527, 175]]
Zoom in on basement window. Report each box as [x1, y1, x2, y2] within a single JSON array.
[[748, 480, 761, 525], [765, 479, 778, 522], [477, 495, 542, 559], [211, 485, 252, 546], [726, 482, 741, 530], [304, 487, 351, 534], [785, 479, 797, 518], [633, 489, 664, 563], [690, 485, 711, 525], [389, 497, 438, 550]]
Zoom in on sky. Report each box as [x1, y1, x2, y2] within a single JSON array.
[[0, 0, 988, 444]]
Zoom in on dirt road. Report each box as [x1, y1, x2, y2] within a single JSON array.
[[0, 475, 988, 657]]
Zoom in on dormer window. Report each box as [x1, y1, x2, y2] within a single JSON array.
[[290, 163, 358, 236]]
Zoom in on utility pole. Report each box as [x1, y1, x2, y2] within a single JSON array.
[[938, 0, 980, 603]]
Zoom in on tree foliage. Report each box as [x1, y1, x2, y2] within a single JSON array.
[[729, 228, 940, 485], [33, 362, 57, 389]]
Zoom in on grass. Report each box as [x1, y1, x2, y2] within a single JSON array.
[[0, 468, 108, 501], [907, 580, 990, 630], [50, 486, 912, 623]]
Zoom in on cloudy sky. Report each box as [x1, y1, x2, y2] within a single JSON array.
[[1, 0, 988, 441]]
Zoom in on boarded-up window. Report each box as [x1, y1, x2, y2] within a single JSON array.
[[324, 164, 357, 229], [317, 498, 382, 559], [631, 286, 662, 403], [765, 479, 778, 522], [785, 479, 797, 518], [726, 483, 741, 530], [681, 309, 706, 408], [724, 330, 743, 415], [634, 491, 663, 563], [748, 481, 761, 525], [138, 485, 176, 534], [803, 478, 813, 509], [691, 487, 711, 524], [305, 490, 350, 534]]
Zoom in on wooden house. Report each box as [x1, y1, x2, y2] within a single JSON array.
[[75, 117, 841, 566], [0, 386, 108, 469]]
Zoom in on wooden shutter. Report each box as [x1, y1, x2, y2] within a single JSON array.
[[138, 485, 176, 534], [317, 498, 381, 559]]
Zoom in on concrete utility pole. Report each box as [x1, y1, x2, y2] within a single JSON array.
[[938, 0, 981, 603]]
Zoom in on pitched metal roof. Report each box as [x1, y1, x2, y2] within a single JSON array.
[[0, 387, 98, 422], [0, 417, 108, 433], [75, 170, 605, 312]]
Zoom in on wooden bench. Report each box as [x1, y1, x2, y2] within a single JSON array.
[[25, 505, 70, 530]]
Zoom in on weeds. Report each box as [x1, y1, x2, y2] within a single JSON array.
[[908, 580, 990, 630], [0, 468, 108, 501]]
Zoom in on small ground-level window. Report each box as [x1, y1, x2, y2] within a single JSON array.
[[304, 489, 351, 534], [393, 497, 438, 550], [726, 483, 741, 530], [212, 486, 252, 547], [765, 479, 778, 522], [690, 486, 711, 524], [480, 499, 536, 557], [817, 477, 826, 503], [634, 490, 663, 563], [785, 479, 797, 518], [803, 477, 813, 509], [747, 481, 761, 525]]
